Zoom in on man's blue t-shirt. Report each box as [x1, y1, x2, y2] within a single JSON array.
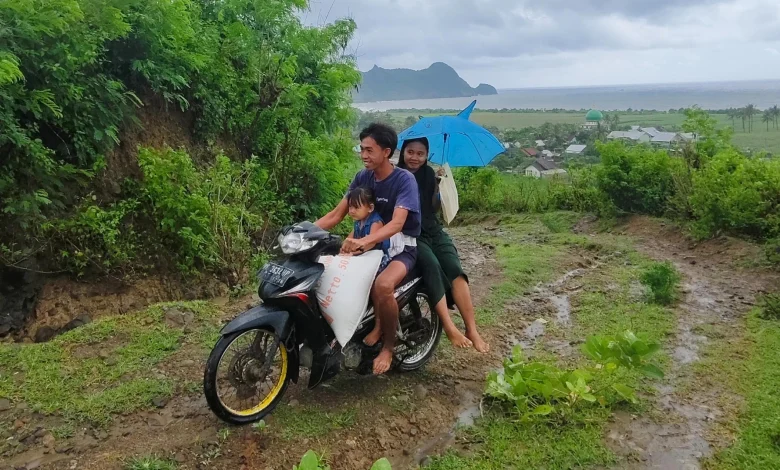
[[348, 168, 421, 237]]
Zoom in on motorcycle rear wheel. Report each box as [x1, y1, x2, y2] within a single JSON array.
[[204, 328, 290, 424], [395, 292, 443, 371]]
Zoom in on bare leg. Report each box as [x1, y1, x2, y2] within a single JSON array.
[[371, 261, 407, 375], [433, 297, 472, 348], [451, 276, 490, 353]]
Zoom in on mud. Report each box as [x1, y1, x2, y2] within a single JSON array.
[[603, 216, 780, 470]]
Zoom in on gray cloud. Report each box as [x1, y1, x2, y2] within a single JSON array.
[[302, 0, 780, 87]]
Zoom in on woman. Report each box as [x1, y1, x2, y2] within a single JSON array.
[[399, 138, 489, 353]]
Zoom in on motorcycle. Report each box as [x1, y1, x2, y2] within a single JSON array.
[[203, 222, 443, 424]]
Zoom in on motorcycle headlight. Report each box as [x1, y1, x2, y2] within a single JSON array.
[[278, 231, 318, 254]]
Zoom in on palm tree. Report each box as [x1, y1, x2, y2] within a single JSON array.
[[739, 107, 747, 132], [771, 105, 780, 130], [611, 113, 620, 131], [727, 108, 737, 129], [745, 104, 756, 133], [763, 110, 773, 131]]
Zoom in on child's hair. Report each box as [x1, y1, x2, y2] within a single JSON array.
[[347, 186, 376, 209]]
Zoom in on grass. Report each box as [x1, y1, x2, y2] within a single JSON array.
[[640, 261, 682, 306], [428, 214, 675, 469], [697, 310, 780, 469], [124, 455, 178, 470], [272, 404, 357, 440], [0, 301, 222, 426]]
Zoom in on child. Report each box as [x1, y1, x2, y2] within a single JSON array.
[[343, 187, 391, 269]]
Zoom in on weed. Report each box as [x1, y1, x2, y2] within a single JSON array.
[[217, 427, 230, 442], [294, 450, 330, 470], [51, 423, 76, 440], [759, 293, 780, 320], [641, 261, 681, 305], [486, 332, 663, 421], [124, 455, 178, 470], [251, 419, 268, 434]]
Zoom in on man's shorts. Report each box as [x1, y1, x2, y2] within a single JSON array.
[[387, 246, 417, 274]]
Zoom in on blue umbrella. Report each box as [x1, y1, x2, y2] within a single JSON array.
[[397, 100, 505, 167]]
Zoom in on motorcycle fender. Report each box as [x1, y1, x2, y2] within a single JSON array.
[[220, 306, 299, 384]]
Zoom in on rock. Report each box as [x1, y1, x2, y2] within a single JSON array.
[[164, 308, 195, 328], [152, 396, 169, 408], [345, 439, 357, 448], [13, 419, 24, 430], [413, 384, 428, 401], [103, 356, 118, 366], [409, 427, 418, 437], [98, 350, 110, 359], [55, 443, 74, 454], [34, 428, 47, 438], [288, 399, 299, 407], [59, 315, 91, 334], [42, 433, 56, 449], [34, 326, 57, 343], [92, 430, 108, 441], [174, 453, 187, 463], [181, 359, 196, 367], [0, 398, 12, 411]]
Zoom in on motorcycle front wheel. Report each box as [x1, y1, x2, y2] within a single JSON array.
[[204, 328, 290, 424]]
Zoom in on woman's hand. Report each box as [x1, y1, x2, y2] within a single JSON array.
[[436, 167, 446, 177]]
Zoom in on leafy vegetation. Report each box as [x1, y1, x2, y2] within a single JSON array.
[[0, 0, 360, 283], [455, 108, 780, 265], [641, 262, 682, 305], [487, 331, 663, 421], [293, 450, 392, 470], [124, 456, 178, 470], [758, 293, 780, 321]]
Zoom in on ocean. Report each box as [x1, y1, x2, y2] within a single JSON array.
[[353, 79, 780, 112]]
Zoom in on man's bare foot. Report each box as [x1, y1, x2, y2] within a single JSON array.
[[466, 330, 490, 353], [373, 349, 393, 375], [444, 325, 473, 348], [363, 326, 382, 346]]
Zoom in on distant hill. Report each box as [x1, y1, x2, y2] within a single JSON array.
[[353, 62, 498, 103]]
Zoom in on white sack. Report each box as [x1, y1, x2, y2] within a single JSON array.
[[315, 251, 383, 346], [439, 163, 459, 225]]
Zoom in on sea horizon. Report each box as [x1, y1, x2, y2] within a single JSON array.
[[354, 78, 780, 112]]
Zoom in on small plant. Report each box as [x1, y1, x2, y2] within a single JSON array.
[[641, 261, 681, 305], [124, 455, 178, 470], [294, 450, 330, 470], [486, 331, 663, 421], [759, 293, 780, 320], [251, 419, 268, 434], [217, 427, 231, 442]]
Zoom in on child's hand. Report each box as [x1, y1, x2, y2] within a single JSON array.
[[341, 237, 369, 254]]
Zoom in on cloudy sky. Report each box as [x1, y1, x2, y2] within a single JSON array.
[[301, 0, 780, 89]]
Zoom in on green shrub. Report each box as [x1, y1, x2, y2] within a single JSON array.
[[689, 149, 780, 240], [43, 197, 141, 276], [759, 294, 780, 321], [766, 238, 780, 267], [486, 331, 663, 421], [595, 141, 681, 216], [641, 262, 681, 305]]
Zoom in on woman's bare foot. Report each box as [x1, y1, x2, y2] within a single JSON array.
[[444, 325, 473, 348], [373, 349, 393, 375], [363, 325, 382, 346], [466, 330, 489, 353]]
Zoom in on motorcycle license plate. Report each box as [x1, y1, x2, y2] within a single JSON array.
[[260, 263, 294, 287]]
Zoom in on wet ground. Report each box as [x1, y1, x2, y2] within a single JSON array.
[[2, 215, 778, 470]]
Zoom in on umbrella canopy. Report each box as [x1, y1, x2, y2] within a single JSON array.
[[397, 100, 504, 167]]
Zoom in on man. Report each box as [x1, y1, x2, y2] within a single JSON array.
[[315, 123, 421, 375]]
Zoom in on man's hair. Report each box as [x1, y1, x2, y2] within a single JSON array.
[[359, 123, 398, 154], [346, 186, 376, 209]]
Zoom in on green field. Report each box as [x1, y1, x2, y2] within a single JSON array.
[[390, 110, 780, 154]]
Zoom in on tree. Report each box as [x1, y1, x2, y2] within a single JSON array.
[[745, 104, 757, 133], [763, 110, 772, 131], [772, 105, 780, 130], [727, 108, 738, 129]]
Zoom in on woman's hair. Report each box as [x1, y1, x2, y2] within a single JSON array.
[[347, 186, 376, 209], [398, 137, 430, 169]]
